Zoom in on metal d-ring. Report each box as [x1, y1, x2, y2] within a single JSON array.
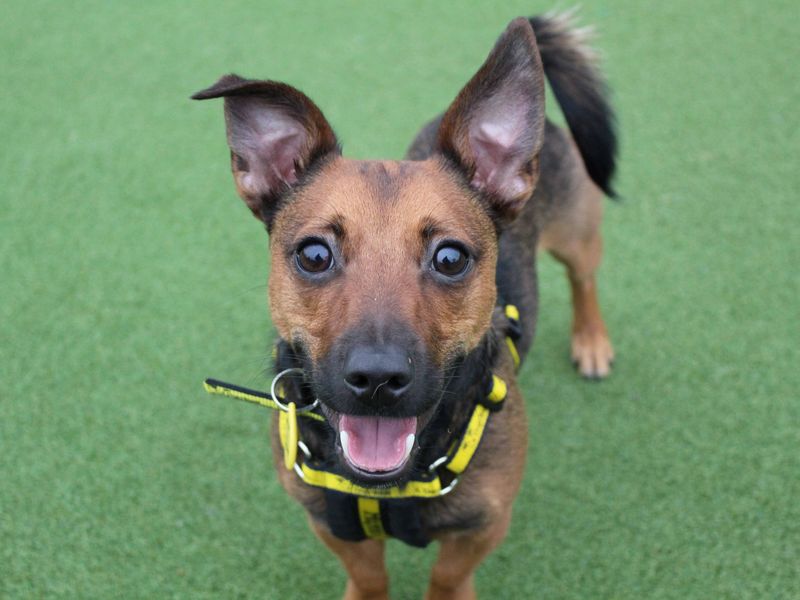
[[428, 455, 449, 473], [297, 440, 312, 460], [428, 455, 459, 495], [292, 442, 312, 480], [270, 368, 320, 413], [438, 477, 460, 496]]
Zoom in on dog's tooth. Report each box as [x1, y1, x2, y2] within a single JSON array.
[[340, 430, 351, 460], [404, 433, 415, 459]]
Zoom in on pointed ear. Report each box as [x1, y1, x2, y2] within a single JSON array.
[[192, 74, 339, 225], [436, 18, 545, 221]]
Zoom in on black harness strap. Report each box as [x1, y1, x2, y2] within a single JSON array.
[[325, 491, 430, 548]]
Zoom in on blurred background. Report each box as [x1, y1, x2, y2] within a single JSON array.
[[1, 1, 797, 598]]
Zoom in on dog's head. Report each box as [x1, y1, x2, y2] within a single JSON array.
[[194, 18, 544, 482]]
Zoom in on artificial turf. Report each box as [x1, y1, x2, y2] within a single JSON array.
[[1, 1, 798, 598]]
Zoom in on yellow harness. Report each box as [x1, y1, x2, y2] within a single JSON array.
[[203, 373, 507, 499], [203, 304, 522, 543]]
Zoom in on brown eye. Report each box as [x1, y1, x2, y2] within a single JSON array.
[[433, 244, 468, 277], [296, 241, 333, 274]]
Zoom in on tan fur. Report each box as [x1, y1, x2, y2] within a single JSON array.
[[425, 514, 511, 600], [538, 142, 614, 378], [311, 523, 391, 600], [268, 157, 498, 367]]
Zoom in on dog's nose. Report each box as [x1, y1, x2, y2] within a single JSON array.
[[343, 345, 413, 408]]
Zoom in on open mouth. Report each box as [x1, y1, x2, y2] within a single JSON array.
[[336, 414, 417, 477]]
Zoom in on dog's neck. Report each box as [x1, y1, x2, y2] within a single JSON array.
[[415, 324, 501, 466]]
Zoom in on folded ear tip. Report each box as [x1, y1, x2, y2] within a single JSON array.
[[190, 74, 248, 101]]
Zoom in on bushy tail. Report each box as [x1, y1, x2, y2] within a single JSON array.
[[529, 11, 618, 197]]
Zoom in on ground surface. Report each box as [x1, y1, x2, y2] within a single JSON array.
[[2, 1, 798, 598]]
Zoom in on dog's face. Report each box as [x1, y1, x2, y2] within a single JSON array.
[[269, 158, 497, 479], [194, 18, 545, 482]]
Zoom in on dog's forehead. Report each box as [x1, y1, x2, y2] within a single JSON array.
[[277, 157, 492, 244]]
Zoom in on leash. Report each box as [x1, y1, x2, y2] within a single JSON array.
[[203, 304, 523, 544]]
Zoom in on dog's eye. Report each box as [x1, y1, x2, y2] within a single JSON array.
[[432, 244, 469, 277], [296, 241, 333, 274]]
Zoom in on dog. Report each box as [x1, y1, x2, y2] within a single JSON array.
[[194, 11, 616, 600]]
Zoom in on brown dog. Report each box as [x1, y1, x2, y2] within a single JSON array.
[[195, 11, 616, 600]]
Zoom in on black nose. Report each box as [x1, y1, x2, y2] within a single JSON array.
[[343, 345, 413, 407]]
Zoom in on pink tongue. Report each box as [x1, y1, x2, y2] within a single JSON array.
[[340, 415, 417, 472]]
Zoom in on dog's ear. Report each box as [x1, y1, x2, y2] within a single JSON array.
[[436, 18, 545, 221], [192, 74, 339, 225]]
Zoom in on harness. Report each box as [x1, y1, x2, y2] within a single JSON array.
[[203, 304, 523, 547]]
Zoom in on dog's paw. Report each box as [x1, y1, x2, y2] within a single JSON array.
[[571, 327, 614, 379]]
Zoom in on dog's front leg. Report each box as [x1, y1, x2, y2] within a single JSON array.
[[425, 510, 512, 600], [310, 519, 390, 600]]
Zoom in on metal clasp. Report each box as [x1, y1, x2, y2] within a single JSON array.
[[270, 368, 320, 413], [427, 455, 459, 496]]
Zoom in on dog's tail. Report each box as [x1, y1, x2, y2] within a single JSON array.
[[530, 10, 618, 197]]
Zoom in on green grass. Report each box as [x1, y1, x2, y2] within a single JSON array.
[[1, 1, 798, 598]]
